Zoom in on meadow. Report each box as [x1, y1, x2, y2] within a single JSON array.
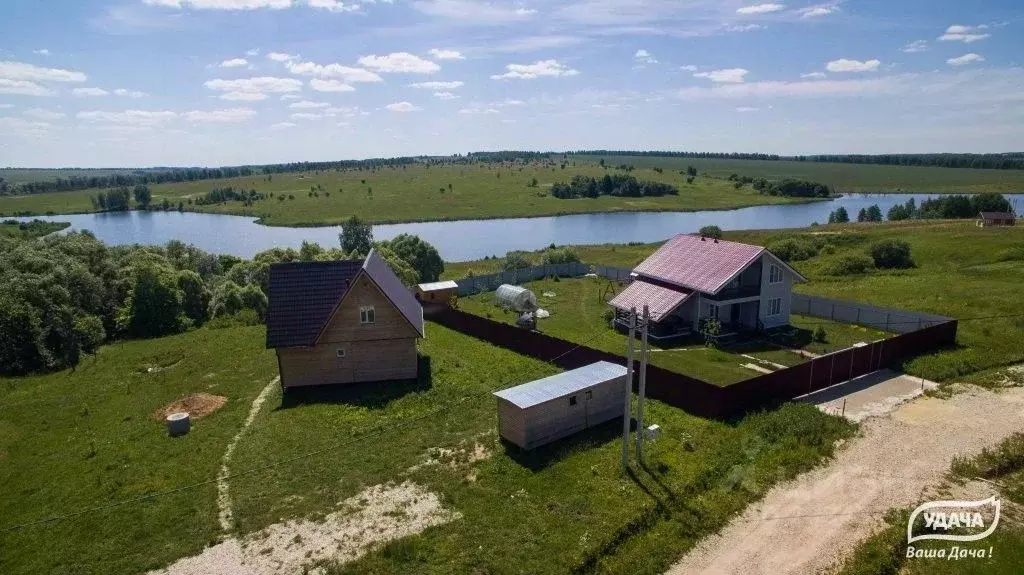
[[575, 155, 1024, 194], [0, 321, 854, 575], [0, 168, 143, 185], [446, 220, 1024, 384], [0, 162, 810, 226]]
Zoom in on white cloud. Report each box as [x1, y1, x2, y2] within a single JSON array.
[[491, 59, 580, 80], [0, 117, 53, 136], [72, 87, 110, 97], [78, 109, 178, 127], [677, 76, 895, 100], [736, 3, 784, 15], [33, 48, 50, 56], [290, 112, 323, 120], [267, 52, 297, 62], [433, 91, 459, 100], [220, 91, 268, 101], [460, 106, 499, 114], [634, 49, 658, 65], [0, 79, 55, 96], [286, 61, 382, 82], [947, 53, 984, 66], [246, 48, 260, 56], [23, 108, 66, 121], [385, 101, 422, 112], [357, 53, 440, 74], [939, 25, 990, 43], [270, 122, 296, 130], [901, 40, 928, 53], [183, 108, 257, 123], [0, 60, 87, 82], [113, 88, 147, 98], [306, 0, 359, 12], [288, 100, 329, 109], [204, 76, 303, 97], [694, 68, 749, 83], [324, 106, 365, 118], [799, 3, 839, 18], [825, 58, 880, 73], [280, 94, 301, 100], [143, 0, 293, 10], [735, 106, 760, 112], [0, 104, 13, 109], [724, 24, 762, 32], [499, 99, 525, 106], [408, 80, 463, 90], [220, 58, 249, 68], [679, 64, 698, 72], [428, 49, 464, 60], [800, 72, 827, 79], [413, 0, 537, 24], [309, 78, 356, 92]]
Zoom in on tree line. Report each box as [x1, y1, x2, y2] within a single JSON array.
[[0, 222, 443, 376], [797, 153, 1024, 171], [752, 178, 833, 198], [888, 193, 1012, 220], [550, 174, 678, 199]]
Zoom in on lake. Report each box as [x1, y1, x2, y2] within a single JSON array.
[[17, 193, 1024, 261]]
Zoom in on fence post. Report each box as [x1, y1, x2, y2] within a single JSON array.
[[808, 358, 814, 393], [885, 313, 891, 332], [831, 303, 835, 321], [829, 353, 835, 388]]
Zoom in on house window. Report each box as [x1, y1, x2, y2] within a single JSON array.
[[767, 298, 782, 317], [585, 390, 593, 400], [708, 303, 720, 320], [336, 348, 346, 359], [569, 395, 578, 406], [359, 306, 375, 324], [769, 264, 783, 284]]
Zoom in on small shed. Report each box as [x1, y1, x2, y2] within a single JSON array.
[[495, 284, 538, 312], [977, 212, 1016, 227], [415, 280, 459, 304], [494, 361, 628, 450]]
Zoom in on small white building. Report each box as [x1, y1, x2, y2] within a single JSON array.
[[493, 361, 628, 450]]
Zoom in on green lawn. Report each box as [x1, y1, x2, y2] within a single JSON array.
[[837, 433, 1024, 575], [0, 163, 813, 225], [576, 155, 1024, 194], [448, 220, 1024, 384], [0, 321, 856, 575], [0, 219, 69, 238]]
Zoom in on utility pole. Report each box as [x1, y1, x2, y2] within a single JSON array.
[[635, 305, 649, 463], [621, 307, 636, 474]]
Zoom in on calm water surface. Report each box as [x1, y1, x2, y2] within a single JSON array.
[[20, 193, 1024, 261]]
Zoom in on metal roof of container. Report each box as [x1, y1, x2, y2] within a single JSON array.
[[493, 361, 627, 409], [417, 280, 459, 291]]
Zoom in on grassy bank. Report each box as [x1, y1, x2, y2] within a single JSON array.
[[0, 320, 855, 575], [446, 220, 1024, 383], [0, 163, 810, 225], [0, 219, 69, 238]]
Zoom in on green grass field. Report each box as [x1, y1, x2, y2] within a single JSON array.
[[0, 163, 812, 225], [0, 321, 855, 575], [0, 219, 68, 238], [446, 220, 1024, 384], [575, 156, 1024, 194], [0, 168, 144, 185]]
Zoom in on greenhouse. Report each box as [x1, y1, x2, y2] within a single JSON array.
[[495, 284, 538, 312]]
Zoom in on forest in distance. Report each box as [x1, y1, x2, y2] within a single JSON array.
[[4, 150, 1024, 196]]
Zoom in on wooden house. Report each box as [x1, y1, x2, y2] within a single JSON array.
[[494, 361, 627, 450], [977, 212, 1016, 227], [415, 280, 459, 306], [266, 249, 425, 388]]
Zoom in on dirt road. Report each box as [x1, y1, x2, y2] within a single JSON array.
[[666, 384, 1024, 575]]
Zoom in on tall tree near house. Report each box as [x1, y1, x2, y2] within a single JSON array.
[[339, 215, 373, 256]]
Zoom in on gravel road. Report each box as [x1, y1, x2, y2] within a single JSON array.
[[666, 384, 1024, 575]]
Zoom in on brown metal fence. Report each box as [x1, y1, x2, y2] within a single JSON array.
[[428, 304, 958, 418]]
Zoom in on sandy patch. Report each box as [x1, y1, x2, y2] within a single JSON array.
[[219, 377, 279, 533], [409, 439, 493, 481], [149, 481, 459, 575], [153, 393, 227, 421]]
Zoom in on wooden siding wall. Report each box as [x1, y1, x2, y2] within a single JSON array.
[[320, 273, 420, 343], [497, 399, 526, 448], [501, 376, 625, 450], [416, 287, 458, 303], [278, 338, 417, 387]]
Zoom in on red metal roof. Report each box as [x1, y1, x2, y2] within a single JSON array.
[[609, 280, 693, 322], [633, 233, 765, 294]]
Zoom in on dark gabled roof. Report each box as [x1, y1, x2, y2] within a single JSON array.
[[979, 212, 1015, 219], [266, 259, 363, 349]]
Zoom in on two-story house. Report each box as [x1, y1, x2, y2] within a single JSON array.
[[609, 233, 806, 340]]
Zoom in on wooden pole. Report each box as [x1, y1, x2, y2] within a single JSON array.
[[636, 305, 649, 463], [622, 308, 636, 474]]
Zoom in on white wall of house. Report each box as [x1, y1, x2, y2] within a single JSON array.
[[759, 254, 794, 329]]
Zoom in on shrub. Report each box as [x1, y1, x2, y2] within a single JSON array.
[[698, 225, 723, 239], [767, 238, 818, 262], [813, 326, 827, 343], [868, 239, 914, 269], [541, 247, 581, 265], [502, 252, 532, 271], [823, 254, 874, 276]]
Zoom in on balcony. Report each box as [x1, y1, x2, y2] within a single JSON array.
[[705, 285, 761, 301]]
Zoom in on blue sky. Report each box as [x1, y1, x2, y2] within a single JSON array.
[[0, 0, 1022, 167]]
